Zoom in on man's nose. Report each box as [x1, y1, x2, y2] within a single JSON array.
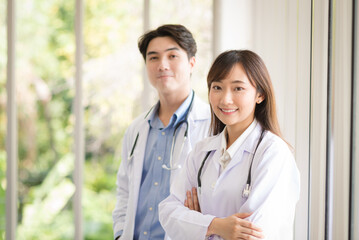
[[158, 58, 170, 71]]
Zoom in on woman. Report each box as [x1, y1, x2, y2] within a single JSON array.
[[159, 50, 300, 240]]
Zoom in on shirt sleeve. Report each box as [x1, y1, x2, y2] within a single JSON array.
[[159, 149, 216, 240], [239, 140, 300, 240]]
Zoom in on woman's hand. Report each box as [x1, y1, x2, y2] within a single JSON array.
[[207, 213, 264, 240], [184, 187, 201, 212], [184, 188, 264, 239]]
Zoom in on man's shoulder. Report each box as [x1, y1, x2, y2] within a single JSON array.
[[192, 133, 220, 152], [190, 96, 211, 121], [125, 109, 152, 134]]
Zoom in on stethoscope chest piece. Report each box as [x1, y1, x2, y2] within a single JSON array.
[[242, 183, 251, 198]]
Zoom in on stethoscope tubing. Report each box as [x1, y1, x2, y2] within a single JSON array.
[[197, 128, 266, 198], [128, 91, 195, 171]]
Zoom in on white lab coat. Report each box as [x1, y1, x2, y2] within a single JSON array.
[[159, 123, 300, 240], [112, 95, 211, 240]]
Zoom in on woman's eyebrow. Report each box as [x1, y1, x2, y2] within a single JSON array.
[[231, 80, 246, 84]]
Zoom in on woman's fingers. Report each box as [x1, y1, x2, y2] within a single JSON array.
[[234, 212, 263, 233], [240, 226, 264, 239], [191, 187, 201, 212], [235, 212, 252, 219], [184, 188, 201, 212], [186, 190, 194, 210], [238, 218, 263, 233], [236, 217, 264, 239], [184, 198, 188, 207]]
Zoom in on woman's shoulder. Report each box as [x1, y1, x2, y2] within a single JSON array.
[[261, 130, 294, 158]]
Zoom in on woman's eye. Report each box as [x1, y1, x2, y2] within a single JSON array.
[[212, 85, 221, 90], [235, 87, 244, 91]]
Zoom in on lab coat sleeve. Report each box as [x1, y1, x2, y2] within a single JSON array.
[[159, 149, 216, 240], [112, 128, 131, 238], [239, 139, 300, 240]]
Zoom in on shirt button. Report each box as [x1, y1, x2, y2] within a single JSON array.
[[149, 207, 153, 211], [162, 132, 165, 135], [144, 231, 148, 235], [154, 182, 159, 186], [158, 156, 162, 160]]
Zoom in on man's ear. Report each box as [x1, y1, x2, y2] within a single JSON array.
[[189, 56, 196, 73]]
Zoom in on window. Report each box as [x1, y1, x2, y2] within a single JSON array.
[[0, 0, 7, 238], [15, 0, 76, 239], [82, 0, 143, 238]]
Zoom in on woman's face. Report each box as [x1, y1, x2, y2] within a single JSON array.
[[209, 63, 264, 134]]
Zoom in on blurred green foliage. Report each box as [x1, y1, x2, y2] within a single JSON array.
[[1, 0, 212, 239], [0, 0, 142, 239]]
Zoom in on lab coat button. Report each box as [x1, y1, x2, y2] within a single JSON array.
[[211, 182, 216, 188]]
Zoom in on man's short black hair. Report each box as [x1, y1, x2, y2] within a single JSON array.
[[138, 24, 197, 61]]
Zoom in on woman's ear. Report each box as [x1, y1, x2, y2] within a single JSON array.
[[256, 93, 265, 104]]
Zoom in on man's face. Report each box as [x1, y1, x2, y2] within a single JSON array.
[[145, 36, 195, 98]]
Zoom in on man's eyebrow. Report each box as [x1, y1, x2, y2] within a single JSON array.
[[147, 47, 180, 56], [165, 47, 180, 52]]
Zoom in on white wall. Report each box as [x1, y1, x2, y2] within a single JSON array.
[[213, 0, 311, 239]]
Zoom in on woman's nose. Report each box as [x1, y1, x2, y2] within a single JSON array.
[[221, 90, 234, 104]]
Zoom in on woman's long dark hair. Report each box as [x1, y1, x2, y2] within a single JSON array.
[[207, 50, 283, 140]]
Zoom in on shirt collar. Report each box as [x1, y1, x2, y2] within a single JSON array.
[[173, 90, 193, 127], [147, 90, 194, 129], [218, 119, 258, 169]]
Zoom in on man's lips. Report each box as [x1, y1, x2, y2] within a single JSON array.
[[157, 72, 174, 78], [158, 75, 173, 78]]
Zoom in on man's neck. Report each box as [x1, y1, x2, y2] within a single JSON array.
[[158, 90, 191, 127]]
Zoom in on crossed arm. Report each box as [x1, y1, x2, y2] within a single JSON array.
[[184, 187, 264, 240]]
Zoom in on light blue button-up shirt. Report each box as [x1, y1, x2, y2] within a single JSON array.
[[133, 91, 193, 240]]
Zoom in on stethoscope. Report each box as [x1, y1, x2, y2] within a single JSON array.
[[197, 128, 266, 198], [127, 91, 195, 171]]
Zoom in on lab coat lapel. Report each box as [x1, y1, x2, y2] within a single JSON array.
[[132, 119, 149, 198], [171, 124, 188, 167]]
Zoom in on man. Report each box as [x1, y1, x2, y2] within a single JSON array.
[[112, 24, 211, 240]]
